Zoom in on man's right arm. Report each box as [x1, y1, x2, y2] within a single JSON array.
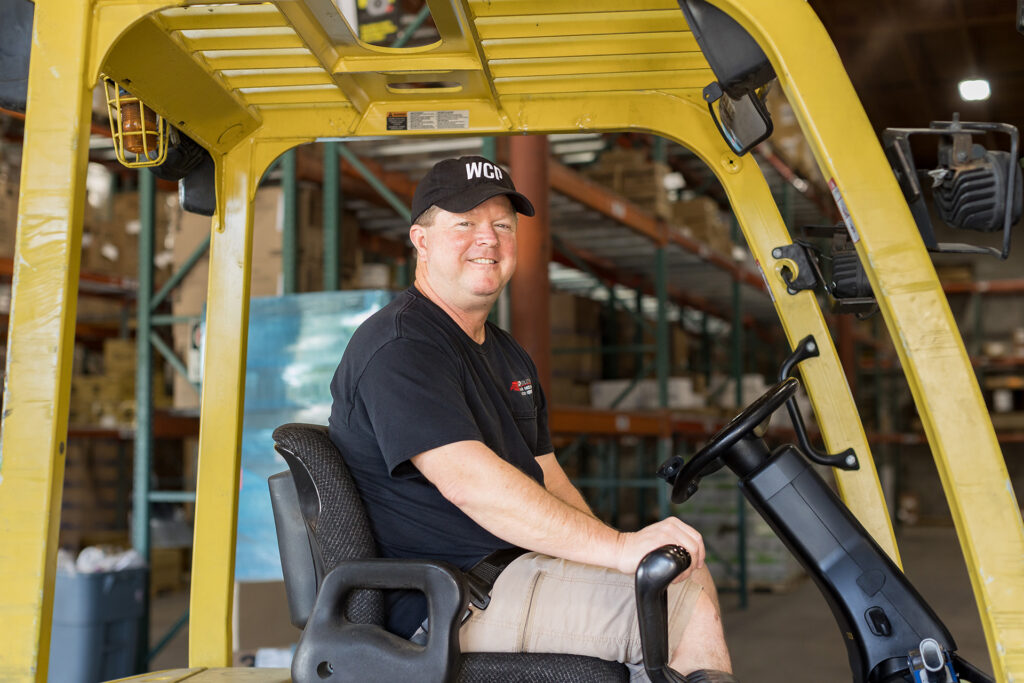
[[411, 440, 705, 577]]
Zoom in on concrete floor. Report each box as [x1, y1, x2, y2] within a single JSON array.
[[150, 526, 995, 681]]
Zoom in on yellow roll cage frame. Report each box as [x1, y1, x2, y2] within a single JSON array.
[[1, 0, 1022, 680]]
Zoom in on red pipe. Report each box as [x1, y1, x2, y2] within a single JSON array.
[[508, 136, 552, 397]]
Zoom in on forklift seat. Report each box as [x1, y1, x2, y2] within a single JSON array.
[[269, 422, 629, 683]]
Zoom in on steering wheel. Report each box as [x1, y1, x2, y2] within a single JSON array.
[[665, 378, 799, 504]]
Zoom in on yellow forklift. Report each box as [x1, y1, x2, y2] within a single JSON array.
[[1, 0, 1022, 681]]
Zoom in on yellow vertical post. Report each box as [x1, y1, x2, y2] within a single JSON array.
[[0, 0, 96, 678], [187, 141, 288, 666], [714, 0, 1024, 676], [187, 145, 256, 666]]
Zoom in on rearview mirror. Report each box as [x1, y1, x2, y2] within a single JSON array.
[[703, 81, 773, 156]]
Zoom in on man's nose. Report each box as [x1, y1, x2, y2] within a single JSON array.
[[474, 223, 499, 244]]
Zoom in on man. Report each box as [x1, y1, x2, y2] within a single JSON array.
[[329, 156, 734, 681]]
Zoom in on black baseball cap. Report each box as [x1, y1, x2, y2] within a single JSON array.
[[411, 156, 535, 225]]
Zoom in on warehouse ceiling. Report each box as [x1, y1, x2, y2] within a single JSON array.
[[808, 0, 1024, 144]]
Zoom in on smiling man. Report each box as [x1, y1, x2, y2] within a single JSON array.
[[328, 156, 735, 681]]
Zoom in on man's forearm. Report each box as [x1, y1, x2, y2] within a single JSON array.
[[413, 441, 621, 569], [551, 483, 595, 518], [537, 452, 596, 518]]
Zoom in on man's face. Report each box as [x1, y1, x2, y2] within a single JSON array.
[[411, 195, 518, 310]]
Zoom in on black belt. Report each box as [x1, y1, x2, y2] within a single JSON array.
[[410, 547, 528, 644], [464, 547, 528, 611]]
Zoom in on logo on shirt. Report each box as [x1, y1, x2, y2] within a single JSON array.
[[510, 379, 533, 396]]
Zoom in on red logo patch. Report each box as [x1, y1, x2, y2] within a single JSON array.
[[510, 378, 534, 396]]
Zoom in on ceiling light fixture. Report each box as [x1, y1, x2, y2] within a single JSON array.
[[958, 79, 991, 102]]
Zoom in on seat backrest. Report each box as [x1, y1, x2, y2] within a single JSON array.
[[271, 423, 384, 627], [269, 470, 319, 629]]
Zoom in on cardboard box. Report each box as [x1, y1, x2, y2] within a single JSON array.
[[551, 332, 601, 381], [80, 190, 179, 284], [60, 439, 129, 547], [549, 377, 593, 406], [103, 338, 137, 375], [670, 197, 733, 254], [233, 581, 299, 664], [151, 547, 188, 595], [583, 148, 671, 219]]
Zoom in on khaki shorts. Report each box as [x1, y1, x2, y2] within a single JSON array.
[[459, 552, 703, 682]]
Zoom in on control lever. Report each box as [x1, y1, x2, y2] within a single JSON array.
[[635, 545, 692, 683], [779, 335, 859, 470], [909, 638, 956, 682]]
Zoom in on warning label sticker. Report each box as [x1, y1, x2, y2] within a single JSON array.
[[828, 178, 860, 243], [386, 110, 470, 131]]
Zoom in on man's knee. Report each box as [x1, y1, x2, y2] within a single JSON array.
[[670, 590, 732, 672], [685, 565, 721, 611]]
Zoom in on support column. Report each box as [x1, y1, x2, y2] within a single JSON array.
[[323, 141, 341, 291], [188, 144, 261, 667], [0, 0, 95, 677], [281, 148, 298, 294], [508, 136, 552, 394], [133, 169, 156, 671]]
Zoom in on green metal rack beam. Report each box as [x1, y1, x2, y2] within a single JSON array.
[[323, 141, 341, 291], [282, 149, 298, 294]]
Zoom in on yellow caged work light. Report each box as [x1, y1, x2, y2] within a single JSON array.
[[102, 77, 168, 167]]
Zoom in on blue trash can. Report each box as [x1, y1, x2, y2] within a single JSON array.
[[48, 567, 147, 683]]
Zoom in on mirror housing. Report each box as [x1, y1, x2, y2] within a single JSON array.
[[703, 82, 774, 156]]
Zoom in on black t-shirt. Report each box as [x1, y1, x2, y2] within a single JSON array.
[[328, 287, 553, 637]]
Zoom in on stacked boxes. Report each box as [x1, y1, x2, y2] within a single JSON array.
[[68, 336, 172, 426], [669, 197, 733, 255], [81, 191, 179, 286], [60, 440, 129, 549], [582, 148, 671, 220], [590, 377, 703, 411], [549, 292, 603, 405], [69, 338, 136, 427]]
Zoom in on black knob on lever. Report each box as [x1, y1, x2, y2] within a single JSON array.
[[635, 545, 692, 683]]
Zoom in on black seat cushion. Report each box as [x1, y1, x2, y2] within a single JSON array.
[[459, 653, 629, 682]]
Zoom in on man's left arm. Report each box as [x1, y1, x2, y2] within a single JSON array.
[[537, 452, 597, 518]]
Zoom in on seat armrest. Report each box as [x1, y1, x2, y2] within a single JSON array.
[[292, 559, 467, 683]]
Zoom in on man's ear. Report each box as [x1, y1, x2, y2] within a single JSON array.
[[409, 224, 428, 260]]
